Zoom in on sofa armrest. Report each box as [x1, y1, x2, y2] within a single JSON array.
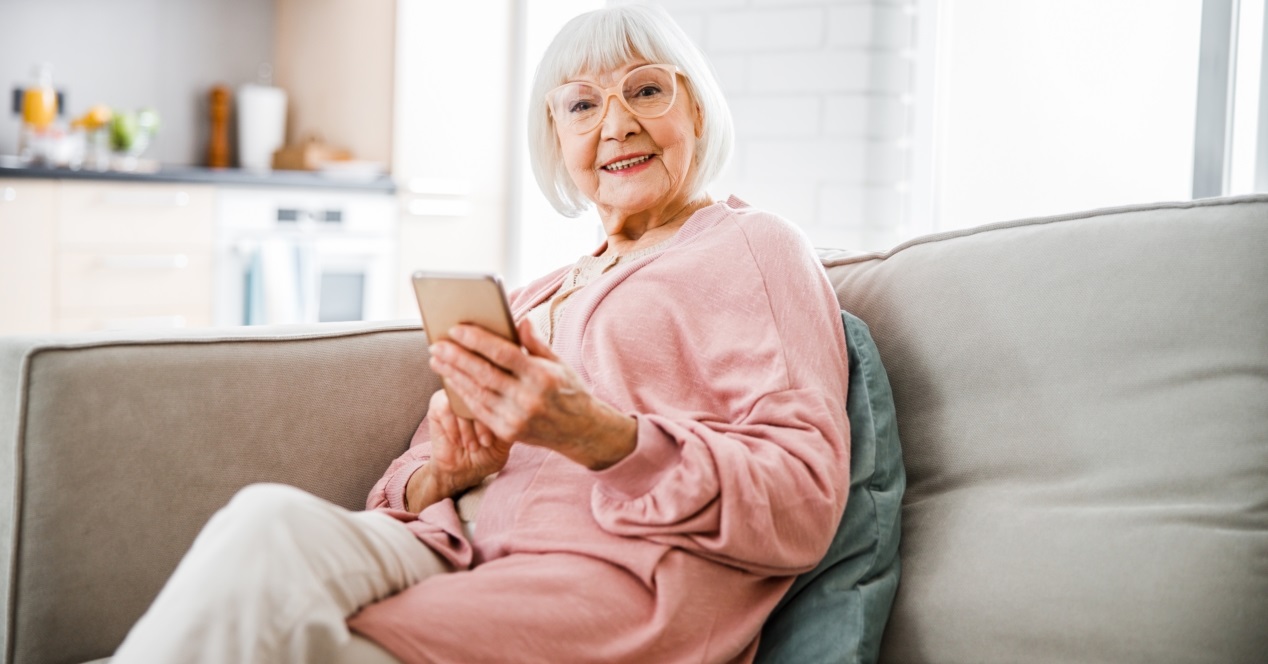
[[0, 321, 440, 664]]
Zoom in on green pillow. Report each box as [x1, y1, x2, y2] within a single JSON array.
[[756, 311, 905, 664]]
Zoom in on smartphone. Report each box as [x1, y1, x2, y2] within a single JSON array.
[[411, 271, 520, 419]]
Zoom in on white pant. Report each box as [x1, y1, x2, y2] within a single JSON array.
[[112, 483, 451, 664]]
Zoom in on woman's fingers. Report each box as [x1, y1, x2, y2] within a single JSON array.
[[474, 420, 497, 448], [456, 413, 479, 451], [433, 353, 518, 439], [518, 318, 558, 360], [428, 391, 462, 448], [431, 339, 514, 396], [450, 325, 532, 375], [451, 374, 510, 437], [435, 353, 500, 409], [430, 321, 589, 450]]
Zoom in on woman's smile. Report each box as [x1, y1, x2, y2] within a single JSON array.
[[600, 153, 657, 176]]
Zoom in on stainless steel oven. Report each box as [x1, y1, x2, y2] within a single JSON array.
[[214, 187, 397, 326]]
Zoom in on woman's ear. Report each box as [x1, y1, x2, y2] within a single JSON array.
[[694, 103, 704, 138]]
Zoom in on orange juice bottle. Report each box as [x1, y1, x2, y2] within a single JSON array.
[[21, 63, 58, 130]]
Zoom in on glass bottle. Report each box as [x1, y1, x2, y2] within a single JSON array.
[[17, 63, 59, 164]]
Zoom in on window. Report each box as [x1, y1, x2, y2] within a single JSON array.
[[913, 0, 1204, 232], [912, 0, 1268, 235], [508, 0, 606, 288]]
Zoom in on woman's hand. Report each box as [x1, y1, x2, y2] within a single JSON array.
[[428, 319, 637, 471], [404, 389, 513, 514]]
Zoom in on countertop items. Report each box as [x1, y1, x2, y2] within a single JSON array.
[[237, 81, 287, 172], [207, 86, 231, 168], [272, 134, 352, 172], [0, 161, 395, 193]]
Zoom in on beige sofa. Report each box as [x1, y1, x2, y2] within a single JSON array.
[[1, 194, 1265, 663]]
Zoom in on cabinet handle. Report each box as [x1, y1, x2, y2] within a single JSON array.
[[1, 187, 15, 202], [100, 190, 191, 207], [100, 254, 190, 270]]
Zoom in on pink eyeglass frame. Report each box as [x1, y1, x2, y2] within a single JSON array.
[[545, 63, 684, 131]]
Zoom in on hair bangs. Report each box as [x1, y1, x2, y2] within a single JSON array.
[[550, 13, 662, 85]]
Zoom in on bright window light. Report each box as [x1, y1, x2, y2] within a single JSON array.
[[924, 0, 1205, 230], [1230, 0, 1265, 194]]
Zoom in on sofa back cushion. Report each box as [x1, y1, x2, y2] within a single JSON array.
[[818, 195, 1268, 663]]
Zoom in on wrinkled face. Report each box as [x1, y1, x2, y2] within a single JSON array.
[[550, 61, 701, 216]]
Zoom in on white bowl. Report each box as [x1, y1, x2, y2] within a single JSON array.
[[317, 160, 386, 182]]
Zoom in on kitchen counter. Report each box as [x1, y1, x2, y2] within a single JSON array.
[[0, 161, 396, 194]]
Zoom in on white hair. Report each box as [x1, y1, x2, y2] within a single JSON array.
[[528, 3, 735, 217]]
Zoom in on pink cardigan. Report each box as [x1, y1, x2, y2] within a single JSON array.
[[349, 197, 850, 663]]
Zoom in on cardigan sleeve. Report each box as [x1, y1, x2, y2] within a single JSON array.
[[590, 387, 848, 576], [365, 419, 433, 511], [586, 213, 851, 577]]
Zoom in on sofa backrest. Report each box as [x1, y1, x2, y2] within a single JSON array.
[[817, 194, 1268, 663], [0, 323, 441, 664]]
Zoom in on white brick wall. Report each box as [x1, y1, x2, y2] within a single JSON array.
[[609, 0, 916, 251], [707, 9, 825, 51]]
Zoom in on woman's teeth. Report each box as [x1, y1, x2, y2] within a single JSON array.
[[603, 155, 652, 171]]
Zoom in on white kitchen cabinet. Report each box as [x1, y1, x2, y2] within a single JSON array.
[[0, 179, 56, 334], [54, 181, 215, 333], [0, 177, 403, 335]]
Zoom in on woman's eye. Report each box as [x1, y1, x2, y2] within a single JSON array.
[[569, 100, 596, 113], [634, 85, 662, 98]]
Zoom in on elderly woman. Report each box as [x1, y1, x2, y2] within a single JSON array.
[[114, 4, 848, 663]]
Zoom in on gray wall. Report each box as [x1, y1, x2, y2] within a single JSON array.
[[0, 0, 275, 166]]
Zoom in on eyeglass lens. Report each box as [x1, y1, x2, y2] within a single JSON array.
[[551, 66, 677, 133]]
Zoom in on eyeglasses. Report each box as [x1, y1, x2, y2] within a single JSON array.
[[546, 64, 682, 134]]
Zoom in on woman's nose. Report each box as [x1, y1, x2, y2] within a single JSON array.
[[599, 96, 641, 139]]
